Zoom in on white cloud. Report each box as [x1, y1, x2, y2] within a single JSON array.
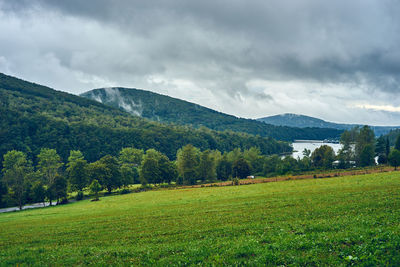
[[354, 104, 400, 113]]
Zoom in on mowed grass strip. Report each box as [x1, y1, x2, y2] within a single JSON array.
[[0, 172, 399, 266]]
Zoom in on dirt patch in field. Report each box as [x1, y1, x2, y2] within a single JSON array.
[[178, 166, 396, 189]]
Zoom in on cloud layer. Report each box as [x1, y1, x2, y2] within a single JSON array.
[[1, 0, 400, 125]]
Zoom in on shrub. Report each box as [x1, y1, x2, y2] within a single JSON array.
[[232, 178, 240, 186]]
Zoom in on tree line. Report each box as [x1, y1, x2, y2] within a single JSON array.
[[2, 126, 400, 210]]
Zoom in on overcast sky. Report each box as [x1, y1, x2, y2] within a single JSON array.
[[1, 0, 400, 125]]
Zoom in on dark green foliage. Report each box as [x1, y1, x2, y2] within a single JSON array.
[[311, 145, 335, 169], [140, 149, 176, 185], [177, 145, 200, 185], [388, 149, 400, 170], [119, 147, 144, 167], [32, 182, 46, 203], [76, 191, 84, 201], [276, 156, 299, 174], [0, 72, 292, 168], [66, 154, 88, 192], [140, 156, 160, 185], [119, 147, 142, 186], [87, 161, 108, 187], [339, 126, 376, 167], [376, 136, 388, 164], [98, 155, 121, 193], [89, 179, 102, 200], [386, 137, 390, 157], [23, 181, 34, 204], [355, 126, 375, 166], [158, 157, 178, 184], [395, 134, 400, 151], [2, 150, 33, 209], [298, 156, 312, 172], [359, 144, 375, 167], [53, 175, 68, 204], [82, 87, 342, 142], [263, 155, 280, 175], [383, 129, 400, 146], [232, 158, 251, 179], [377, 154, 388, 165], [45, 186, 55, 205], [120, 165, 139, 186], [0, 179, 8, 208], [243, 147, 264, 174], [216, 155, 232, 181], [198, 150, 216, 182]]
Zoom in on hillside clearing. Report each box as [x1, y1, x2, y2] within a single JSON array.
[[0, 172, 399, 265]]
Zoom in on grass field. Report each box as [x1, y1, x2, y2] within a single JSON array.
[[0, 172, 399, 266]]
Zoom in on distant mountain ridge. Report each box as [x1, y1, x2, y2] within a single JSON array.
[[257, 113, 400, 136], [81, 87, 342, 141], [0, 72, 293, 164]]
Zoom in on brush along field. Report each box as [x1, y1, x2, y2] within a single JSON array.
[[0, 172, 399, 266]]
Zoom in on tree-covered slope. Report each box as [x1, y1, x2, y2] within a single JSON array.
[[81, 87, 342, 141], [258, 113, 400, 136], [0, 73, 291, 164]]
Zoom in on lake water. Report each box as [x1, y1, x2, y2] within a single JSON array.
[[292, 141, 342, 159], [0, 202, 57, 213]]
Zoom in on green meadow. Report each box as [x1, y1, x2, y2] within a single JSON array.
[[0, 172, 399, 266]]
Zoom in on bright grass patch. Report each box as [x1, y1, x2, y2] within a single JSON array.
[[0, 172, 399, 265]]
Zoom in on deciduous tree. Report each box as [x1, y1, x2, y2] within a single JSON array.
[[232, 157, 251, 179], [177, 145, 200, 185], [311, 145, 335, 169], [66, 150, 88, 192], [2, 150, 33, 210]]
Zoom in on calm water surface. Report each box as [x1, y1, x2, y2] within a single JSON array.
[[292, 141, 342, 159]]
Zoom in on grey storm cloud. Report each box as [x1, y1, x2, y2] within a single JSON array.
[[1, 0, 400, 124]]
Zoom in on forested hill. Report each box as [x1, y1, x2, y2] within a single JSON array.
[[0, 73, 291, 164], [258, 113, 400, 136], [81, 87, 342, 141]]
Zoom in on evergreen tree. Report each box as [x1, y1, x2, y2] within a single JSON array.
[[395, 134, 400, 151], [359, 144, 375, 167], [388, 149, 400, 170], [386, 137, 390, 157]]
